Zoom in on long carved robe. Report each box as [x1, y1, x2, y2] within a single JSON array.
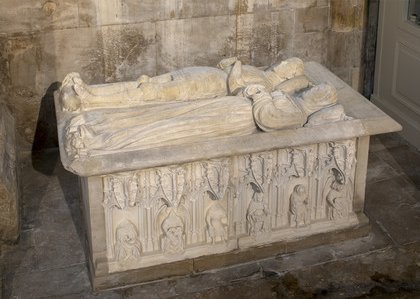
[[65, 96, 256, 158]]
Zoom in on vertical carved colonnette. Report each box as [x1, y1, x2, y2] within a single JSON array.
[[102, 140, 357, 263]]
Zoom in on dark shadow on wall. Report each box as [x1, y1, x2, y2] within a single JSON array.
[[30, 81, 87, 260], [31, 81, 60, 175], [362, 0, 380, 99]]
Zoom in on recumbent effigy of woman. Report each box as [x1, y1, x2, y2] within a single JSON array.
[[55, 57, 401, 290]]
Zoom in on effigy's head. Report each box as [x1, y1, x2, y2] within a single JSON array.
[[294, 184, 306, 195], [162, 211, 184, 237], [116, 220, 138, 244], [270, 57, 305, 82]]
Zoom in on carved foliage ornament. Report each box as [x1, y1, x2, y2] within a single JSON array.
[[153, 167, 186, 208], [202, 159, 230, 200], [103, 174, 140, 209]]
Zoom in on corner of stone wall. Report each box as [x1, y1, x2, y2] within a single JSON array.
[[327, 0, 367, 92]]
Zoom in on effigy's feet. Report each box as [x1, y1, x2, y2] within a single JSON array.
[[62, 72, 81, 88], [73, 78, 94, 101], [60, 73, 84, 112], [300, 84, 337, 114], [217, 57, 238, 70], [137, 74, 151, 85]]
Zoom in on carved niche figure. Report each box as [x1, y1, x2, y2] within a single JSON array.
[[289, 184, 309, 227], [326, 168, 350, 220], [114, 219, 142, 261], [205, 202, 228, 243], [246, 187, 270, 236], [161, 211, 185, 254], [59, 57, 306, 111]]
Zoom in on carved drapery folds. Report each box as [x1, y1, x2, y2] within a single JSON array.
[[102, 139, 357, 266], [59, 58, 354, 162]]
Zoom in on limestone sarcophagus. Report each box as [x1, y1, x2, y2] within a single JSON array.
[[55, 59, 401, 290]]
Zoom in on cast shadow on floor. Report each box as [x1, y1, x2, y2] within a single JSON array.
[[30, 81, 87, 262]]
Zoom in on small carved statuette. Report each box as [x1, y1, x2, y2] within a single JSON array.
[[246, 189, 270, 236], [326, 169, 350, 220], [161, 211, 185, 254], [206, 202, 228, 243], [289, 184, 309, 227], [114, 219, 142, 261]]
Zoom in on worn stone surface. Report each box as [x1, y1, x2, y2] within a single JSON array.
[[1, 133, 419, 297], [0, 105, 19, 243], [327, 0, 366, 90], [52, 61, 400, 289], [0, 0, 366, 150]]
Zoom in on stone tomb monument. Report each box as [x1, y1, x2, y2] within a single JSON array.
[[0, 105, 19, 243], [55, 58, 401, 290]]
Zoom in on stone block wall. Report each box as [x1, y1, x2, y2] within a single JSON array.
[[0, 0, 366, 149], [0, 105, 19, 243]]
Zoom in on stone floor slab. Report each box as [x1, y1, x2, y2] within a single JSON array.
[[3, 263, 91, 298], [366, 151, 400, 184], [375, 145, 420, 189], [365, 177, 420, 245]]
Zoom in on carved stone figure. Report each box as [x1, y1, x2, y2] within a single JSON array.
[[161, 211, 185, 254], [289, 184, 309, 227], [59, 57, 307, 111], [114, 219, 142, 261], [61, 56, 350, 161], [63, 82, 338, 160], [205, 202, 228, 243], [326, 168, 350, 220], [244, 83, 338, 131], [246, 189, 270, 236]]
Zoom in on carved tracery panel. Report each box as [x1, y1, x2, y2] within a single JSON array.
[[101, 139, 357, 268]]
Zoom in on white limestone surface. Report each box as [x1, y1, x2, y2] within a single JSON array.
[[54, 60, 387, 176], [54, 60, 401, 279]]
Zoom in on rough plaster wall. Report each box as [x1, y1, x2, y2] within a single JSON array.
[[0, 0, 366, 150]]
